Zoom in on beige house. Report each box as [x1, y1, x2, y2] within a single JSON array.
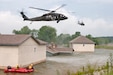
[[0, 34, 47, 68], [70, 36, 95, 52]]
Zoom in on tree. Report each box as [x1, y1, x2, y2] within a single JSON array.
[[30, 29, 38, 38], [56, 33, 71, 47], [86, 34, 99, 45], [71, 31, 81, 40], [86, 34, 93, 40], [38, 26, 57, 43], [13, 26, 31, 34]]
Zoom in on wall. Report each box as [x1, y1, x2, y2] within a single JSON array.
[[18, 37, 46, 66], [72, 44, 94, 52], [0, 46, 18, 67]]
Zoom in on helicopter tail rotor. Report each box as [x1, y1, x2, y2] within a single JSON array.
[[20, 11, 29, 20]]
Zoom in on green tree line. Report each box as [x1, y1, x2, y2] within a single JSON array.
[[13, 26, 113, 47]]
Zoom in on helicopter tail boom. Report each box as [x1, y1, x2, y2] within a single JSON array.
[[20, 12, 29, 20]]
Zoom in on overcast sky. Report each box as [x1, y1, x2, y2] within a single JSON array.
[[0, 0, 113, 37]]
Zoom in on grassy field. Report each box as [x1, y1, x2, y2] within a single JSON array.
[[95, 45, 113, 50], [62, 53, 113, 75]]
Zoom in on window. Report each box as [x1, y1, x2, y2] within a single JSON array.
[[34, 48, 36, 52], [83, 44, 85, 46]]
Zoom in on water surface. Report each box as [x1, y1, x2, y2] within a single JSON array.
[[0, 49, 113, 75]]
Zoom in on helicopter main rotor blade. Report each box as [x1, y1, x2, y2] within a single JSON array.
[[53, 4, 66, 12], [29, 7, 51, 12], [29, 4, 66, 12]]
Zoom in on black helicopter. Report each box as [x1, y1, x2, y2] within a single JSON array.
[[20, 4, 68, 23], [78, 21, 85, 26]]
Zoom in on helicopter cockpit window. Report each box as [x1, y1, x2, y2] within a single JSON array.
[[46, 15, 52, 18], [60, 14, 63, 17]]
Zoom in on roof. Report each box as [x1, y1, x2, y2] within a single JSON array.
[[47, 47, 74, 54], [70, 36, 95, 44], [0, 34, 47, 46], [35, 39, 47, 45]]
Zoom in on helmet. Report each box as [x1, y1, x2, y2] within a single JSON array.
[[30, 64, 33, 66]]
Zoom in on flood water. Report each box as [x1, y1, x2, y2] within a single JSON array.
[[0, 49, 113, 75]]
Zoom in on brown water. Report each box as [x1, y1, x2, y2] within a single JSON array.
[[0, 49, 113, 75]]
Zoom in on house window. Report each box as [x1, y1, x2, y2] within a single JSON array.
[[83, 44, 85, 46], [34, 48, 36, 52]]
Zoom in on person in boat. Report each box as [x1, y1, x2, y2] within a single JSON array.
[[28, 64, 34, 69], [7, 66, 12, 69], [16, 64, 19, 69]]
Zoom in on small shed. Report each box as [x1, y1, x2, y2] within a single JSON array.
[[0, 34, 47, 68], [70, 36, 95, 52]]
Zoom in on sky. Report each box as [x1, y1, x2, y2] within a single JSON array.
[[0, 0, 113, 37]]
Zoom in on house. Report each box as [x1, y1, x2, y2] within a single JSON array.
[[0, 34, 47, 68], [70, 36, 95, 52]]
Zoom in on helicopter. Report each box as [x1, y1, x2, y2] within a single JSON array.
[[20, 4, 68, 23], [78, 20, 85, 26]]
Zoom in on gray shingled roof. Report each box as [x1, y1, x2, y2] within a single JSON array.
[[0, 34, 47, 46], [70, 36, 95, 44]]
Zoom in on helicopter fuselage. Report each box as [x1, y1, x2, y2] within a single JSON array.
[[21, 12, 68, 23]]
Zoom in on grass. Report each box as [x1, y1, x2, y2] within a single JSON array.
[[57, 53, 113, 75], [95, 45, 113, 50]]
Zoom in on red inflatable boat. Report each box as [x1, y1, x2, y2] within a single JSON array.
[[4, 68, 34, 73]]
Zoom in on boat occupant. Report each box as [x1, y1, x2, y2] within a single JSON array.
[[16, 64, 19, 69], [28, 64, 34, 69], [7, 66, 12, 69]]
